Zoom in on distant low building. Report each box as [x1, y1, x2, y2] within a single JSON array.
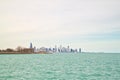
[[21, 48, 34, 53]]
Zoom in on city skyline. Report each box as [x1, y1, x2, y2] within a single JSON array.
[[0, 42, 82, 54], [0, 0, 120, 53]]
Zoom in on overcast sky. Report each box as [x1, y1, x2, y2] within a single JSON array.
[[0, 0, 120, 52]]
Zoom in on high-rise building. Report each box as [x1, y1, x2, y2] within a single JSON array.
[[55, 45, 57, 52], [60, 45, 62, 52], [34, 46, 36, 52], [67, 46, 70, 52], [30, 43, 33, 49], [79, 48, 81, 53]]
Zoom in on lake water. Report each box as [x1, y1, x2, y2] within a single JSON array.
[[0, 53, 120, 80]]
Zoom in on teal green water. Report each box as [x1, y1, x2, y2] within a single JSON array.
[[0, 53, 120, 80]]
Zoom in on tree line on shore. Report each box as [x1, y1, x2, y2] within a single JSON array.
[[0, 46, 34, 53]]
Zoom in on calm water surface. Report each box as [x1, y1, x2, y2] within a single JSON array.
[[0, 53, 120, 80]]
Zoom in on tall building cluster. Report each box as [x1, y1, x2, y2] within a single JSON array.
[[30, 43, 82, 53], [0, 43, 82, 54]]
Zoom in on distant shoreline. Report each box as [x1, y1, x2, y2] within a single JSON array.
[[0, 52, 119, 54], [0, 52, 33, 54], [0, 52, 50, 54]]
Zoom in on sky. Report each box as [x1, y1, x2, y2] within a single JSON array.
[[0, 0, 120, 53]]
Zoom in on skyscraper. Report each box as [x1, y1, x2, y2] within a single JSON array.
[[55, 45, 57, 52], [79, 48, 81, 53], [30, 43, 33, 49], [67, 46, 70, 52]]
